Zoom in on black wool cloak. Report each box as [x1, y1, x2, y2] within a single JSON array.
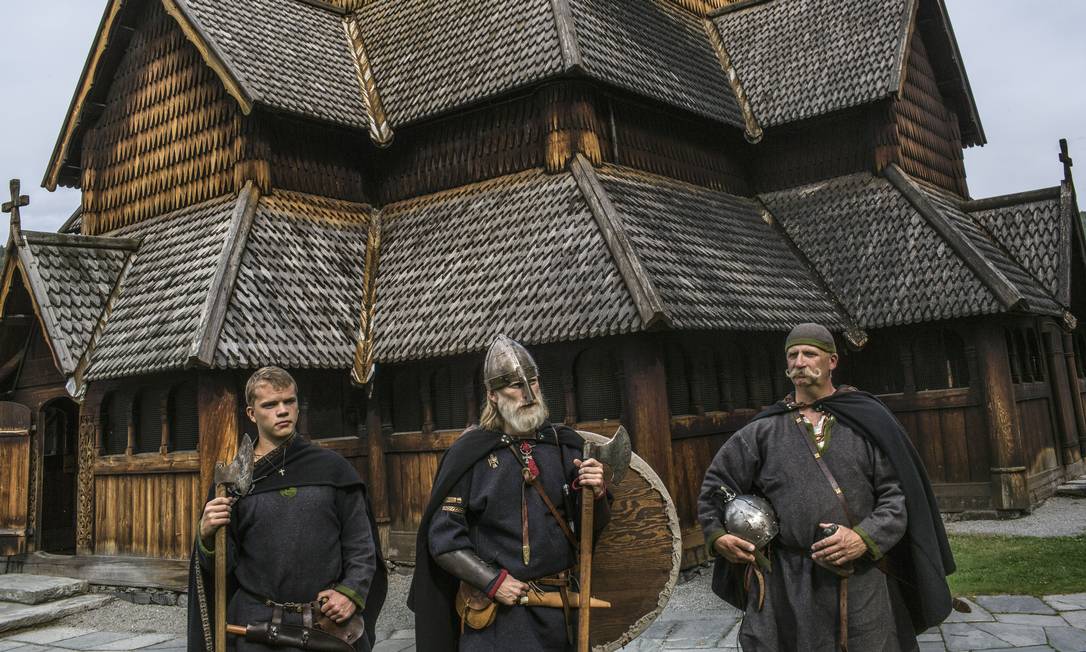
[[711, 389, 955, 634], [407, 424, 586, 652], [187, 436, 388, 651]]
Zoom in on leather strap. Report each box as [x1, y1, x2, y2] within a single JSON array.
[[794, 414, 857, 526], [507, 445, 578, 548]]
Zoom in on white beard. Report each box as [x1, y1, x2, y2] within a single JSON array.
[[497, 391, 549, 434]]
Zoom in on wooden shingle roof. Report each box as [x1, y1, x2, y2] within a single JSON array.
[[761, 168, 1066, 330]]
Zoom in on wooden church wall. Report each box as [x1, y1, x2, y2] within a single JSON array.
[[889, 29, 968, 196], [257, 114, 371, 205], [80, 1, 240, 235]]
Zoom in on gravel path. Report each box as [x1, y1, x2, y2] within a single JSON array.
[[944, 496, 1086, 537]]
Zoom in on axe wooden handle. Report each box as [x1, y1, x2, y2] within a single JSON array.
[[577, 481, 594, 652], [215, 484, 227, 652]]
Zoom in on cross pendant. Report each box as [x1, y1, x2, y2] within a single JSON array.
[[278, 468, 285, 476]]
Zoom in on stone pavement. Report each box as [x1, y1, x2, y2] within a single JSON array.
[[370, 593, 1086, 652], [4, 593, 1086, 651]]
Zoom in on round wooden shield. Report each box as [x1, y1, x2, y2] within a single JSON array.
[[579, 430, 681, 652]]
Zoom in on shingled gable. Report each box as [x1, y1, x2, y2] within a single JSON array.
[[761, 167, 1066, 330], [711, 0, 984, 144], [373, 160, 854, 364], [0, 230, 138, 382], [82, 186, 376, 381]]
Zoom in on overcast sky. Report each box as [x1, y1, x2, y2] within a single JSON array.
[[0, 0, 1082, 241]]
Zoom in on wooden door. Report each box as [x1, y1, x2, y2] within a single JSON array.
[[40, 400, 79, 553], [0, 401, 32, 555]]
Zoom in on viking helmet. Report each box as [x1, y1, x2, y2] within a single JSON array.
[[484, 335, 539, 404], [717, 486, 779, 549]]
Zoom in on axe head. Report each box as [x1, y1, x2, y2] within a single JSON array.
[[586, 426, 632, 486], [214, 435, 255, 497]]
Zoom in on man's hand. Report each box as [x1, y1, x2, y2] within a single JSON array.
[[199, 496, 234, 545], [317, 589, 357, 624], [810, 523, 866, 566], [493, 575, 529, 607], [713, 534, 756, 564], [573, 457, 606, 497]]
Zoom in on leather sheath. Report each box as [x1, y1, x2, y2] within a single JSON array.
[[243, 622, 355, 652]]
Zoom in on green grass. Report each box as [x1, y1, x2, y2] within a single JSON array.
[[948, 534, 1086, 596]]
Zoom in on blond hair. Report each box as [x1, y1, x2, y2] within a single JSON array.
[[245, 366, 297, 406]]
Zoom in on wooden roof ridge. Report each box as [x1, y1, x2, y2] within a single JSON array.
[[754, 199, 868, 349], [884, 163, 1026, 311], [186, 182, 261, 368], [915, 0, 985, 146], [342, 11, 394, 147], [962, 186, 1062, 212], [549, 0, 584, 71], [351, 210, 382, 386], [44, 0, 256, 192], [569, 154, 669, 329], [703, 15, 763, 143], [890, 0, 919, 98], [69, 249, 139, 399], [20, 230, 141, 251], [707, 0, 773, 18]]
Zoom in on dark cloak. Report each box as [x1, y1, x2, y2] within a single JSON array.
[[407, 424, 587, 652], [710, 389, 955, 634], [187, 436, 388, 651]]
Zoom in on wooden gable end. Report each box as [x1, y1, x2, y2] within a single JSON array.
[[79, 2, 242, 235], [884, 24, 969, 196]]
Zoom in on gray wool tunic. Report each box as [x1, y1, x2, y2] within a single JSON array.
[[429, 430, 609, 652], [198, 484, 377, 652], [698, 411, 913, 652]]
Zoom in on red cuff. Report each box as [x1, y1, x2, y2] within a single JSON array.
[[486, 569, 509, 600]]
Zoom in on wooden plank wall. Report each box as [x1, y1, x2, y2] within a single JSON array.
[[92, 466, 200, 560]]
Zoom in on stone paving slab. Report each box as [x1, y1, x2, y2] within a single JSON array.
[[0, 629, 94, 646], [1046, 625, 1086, 652], [0, 579, 88, 607], [994, 614, 1068, 627], [944, 598, 995, 623], [1044, 593, 1086, 611], [977, 596, 1057, 615], [0, 596, 112, 634], [973, 623, 1047, 647]]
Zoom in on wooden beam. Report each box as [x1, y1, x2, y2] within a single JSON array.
[[365, 383, 391, 555], [197, 372, 240, 500], [961, 186, 1061, 213], [548, 0, 583, 71], [972, 321, 1029, 511], [619, 336, 675, 494], [187, 183, 260, 367], [570, 155, 669, 328]]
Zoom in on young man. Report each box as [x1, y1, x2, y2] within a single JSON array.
[[699, 323, 955, 651], [187, 366, 386, 651], [409, 335, 610, 652]]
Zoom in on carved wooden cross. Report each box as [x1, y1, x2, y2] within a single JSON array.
[[1060, 138, 1073, 184], [2, 178, 29, 239]]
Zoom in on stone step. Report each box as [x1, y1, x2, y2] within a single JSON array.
[[0, 593, 112, 633], [1055, 480, 1086, 498], [0, 574, 89, 605]]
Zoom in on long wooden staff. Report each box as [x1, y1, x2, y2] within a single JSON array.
[[214, 482, 227, 652], [577, 428, 631, 652]]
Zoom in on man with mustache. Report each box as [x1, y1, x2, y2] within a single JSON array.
[[409, 335, 610, 652], [698, 323, 955, 651]]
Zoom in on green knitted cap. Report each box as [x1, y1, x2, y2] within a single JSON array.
[[785, 323, 836, 354]]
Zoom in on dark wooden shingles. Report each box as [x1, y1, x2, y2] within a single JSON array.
[[213, 191, 373, 370], [762, 172, 1004, 329], [569, 0, 744, 127], [86, 194, 238, 380], [16, 233, 133, 374], [374, 169, 642, 363], [968, 197, 1065, 304], [713, 0, 908, 127], [596, 165, 846, 331], [355, 0, 565, 127], [181, 0, 367, 128]]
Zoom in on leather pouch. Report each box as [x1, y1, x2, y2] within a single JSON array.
[[455, 582, 498, 630]]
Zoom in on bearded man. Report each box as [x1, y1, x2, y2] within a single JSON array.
[[409, 335, 611, 652], [698, 323, 955, 652], [187, 366, 387, 651]]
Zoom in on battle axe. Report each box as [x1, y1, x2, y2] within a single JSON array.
[[211, 436, 254, 651], [577, 427, 631, 652]]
